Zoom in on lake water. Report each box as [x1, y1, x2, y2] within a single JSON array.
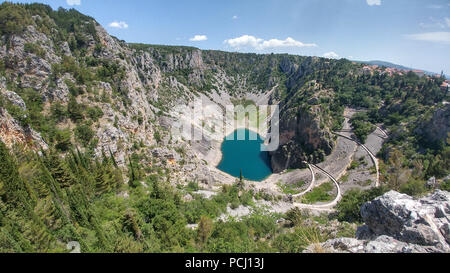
[[217, 129, 272, 181]]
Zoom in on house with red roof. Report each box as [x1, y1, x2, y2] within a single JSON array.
[[441, 82, 450, 92], [412, 70, 425, 77]]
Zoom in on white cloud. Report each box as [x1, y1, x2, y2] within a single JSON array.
[[108, 21, 129, 29], [189, 35, 208, 42], [405, 32, 450, 44], [419, 17, 447, 29], [232, 15, 238, 20], [224, 35, 317, 50], [323, 52, 339, 59], [366, 0, 381, 6], [66, 0, 81, 6], [428, 4, 442, 9]]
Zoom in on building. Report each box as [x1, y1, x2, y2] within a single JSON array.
[[363, 66, 372, 75], [441, 82, 450, 92], [412, 70, 425, 77]]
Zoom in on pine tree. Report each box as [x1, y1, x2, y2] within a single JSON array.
[[123, 209, 143, 241], [109, 148, 118, 168], [237, 169, 245, 189], [128, 157, 140, 188], [67, 186, 90, 226], [94, 160, 109, 195], [23, 218, 52, 252], [197, 216, 213, 248], [34, 196, 61, 230], [0, 175, 4, 200], [0, 141, 31, 209], [43, 151, 76, 189]]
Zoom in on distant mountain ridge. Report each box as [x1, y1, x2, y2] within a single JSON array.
[[355, 60, 448, 78]]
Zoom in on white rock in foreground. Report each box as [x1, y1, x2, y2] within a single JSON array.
[[305, 190, 450, 253]]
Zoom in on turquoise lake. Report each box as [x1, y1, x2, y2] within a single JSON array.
[[217, 129, 272, 181]]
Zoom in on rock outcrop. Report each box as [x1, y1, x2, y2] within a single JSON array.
[[270, 104, 334, 173], [415, 104, 450, 148], [0, 108, 48, 150], [305, 190, 450, 253]]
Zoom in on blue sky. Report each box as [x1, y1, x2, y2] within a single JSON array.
[[4, 0, 450, 74]]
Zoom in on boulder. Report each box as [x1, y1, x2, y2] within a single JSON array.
[[360, 190, 450, 250], [305, 235, 440, 253], [2, 90, 27, 111], [306, 190, 450, 253], [427, 177, 437, 189]]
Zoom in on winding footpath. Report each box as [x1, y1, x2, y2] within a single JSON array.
[[289, 127, 385, 211], [292, 162, 316, 198], [333, 132, 381, 187], [292, 162, 342, 211], [375, 126, 389, 139]]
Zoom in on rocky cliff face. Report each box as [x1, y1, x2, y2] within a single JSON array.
[[415, 104, 450, 148], [305, 190, 450, 253], [0, 3, 354, 184], [270, 105, 334, 172], [270, 80, 336, 172]]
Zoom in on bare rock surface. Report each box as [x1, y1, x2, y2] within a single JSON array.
[[0, 108, 48, 150], [306, 190, 450, 253]]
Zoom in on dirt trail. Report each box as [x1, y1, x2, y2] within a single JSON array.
[[291, 163, 342, 211], [333, 133, 381, 187], [292, 163, 315, 198]]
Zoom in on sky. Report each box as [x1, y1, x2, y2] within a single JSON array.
[[4, 0, 450, 74]]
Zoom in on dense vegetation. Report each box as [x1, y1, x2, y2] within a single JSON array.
[[0, 141, 354, 253]]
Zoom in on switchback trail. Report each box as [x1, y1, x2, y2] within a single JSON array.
[[292, 162, 316, 198], [333, 132, 381, 187], [292, 163, 342, 211]]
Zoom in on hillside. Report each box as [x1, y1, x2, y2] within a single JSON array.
[[0, 3, 449, 253], [355, 60, 448, 77]]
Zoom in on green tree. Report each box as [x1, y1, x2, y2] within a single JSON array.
[[336, 187, 388, 223], [75, 124, 94, 147], [54, 129, 72, 152], [237, 169, 244, 189], [43, 151, 75, 189], [0, 141, 31, 208], [50, 102, 67, 123], [67, 96, 84, 123], [197, 216, 213, 247]]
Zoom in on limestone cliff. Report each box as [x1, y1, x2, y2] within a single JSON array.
[[0, 3, 358, 184], [270, 104, 334, 172], [305, 190, 450, 253]]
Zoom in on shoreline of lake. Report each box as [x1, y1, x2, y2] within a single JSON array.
[[216, 128, 273, 182]]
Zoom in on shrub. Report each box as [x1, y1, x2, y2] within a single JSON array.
[[0, 2, 31, 36], [351, 113, 375, 143], [278, 180, 306, 195], [54, 129, 72, 151], [186, 181, 199, 192], [87, 106, 103, 122], [272, 226, 326, 253], [50, 102, 67, 123], [399, 179, 426, 196], [441, 180, 450, 192], [301, 182, 334, 204], [75, 124, 94, 147], [24, 43, 45, 58], [154, 131, 161, 144], [67, 96, 84, 122], [0, 58, 5, 73], [336, 187, 388, 223]]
